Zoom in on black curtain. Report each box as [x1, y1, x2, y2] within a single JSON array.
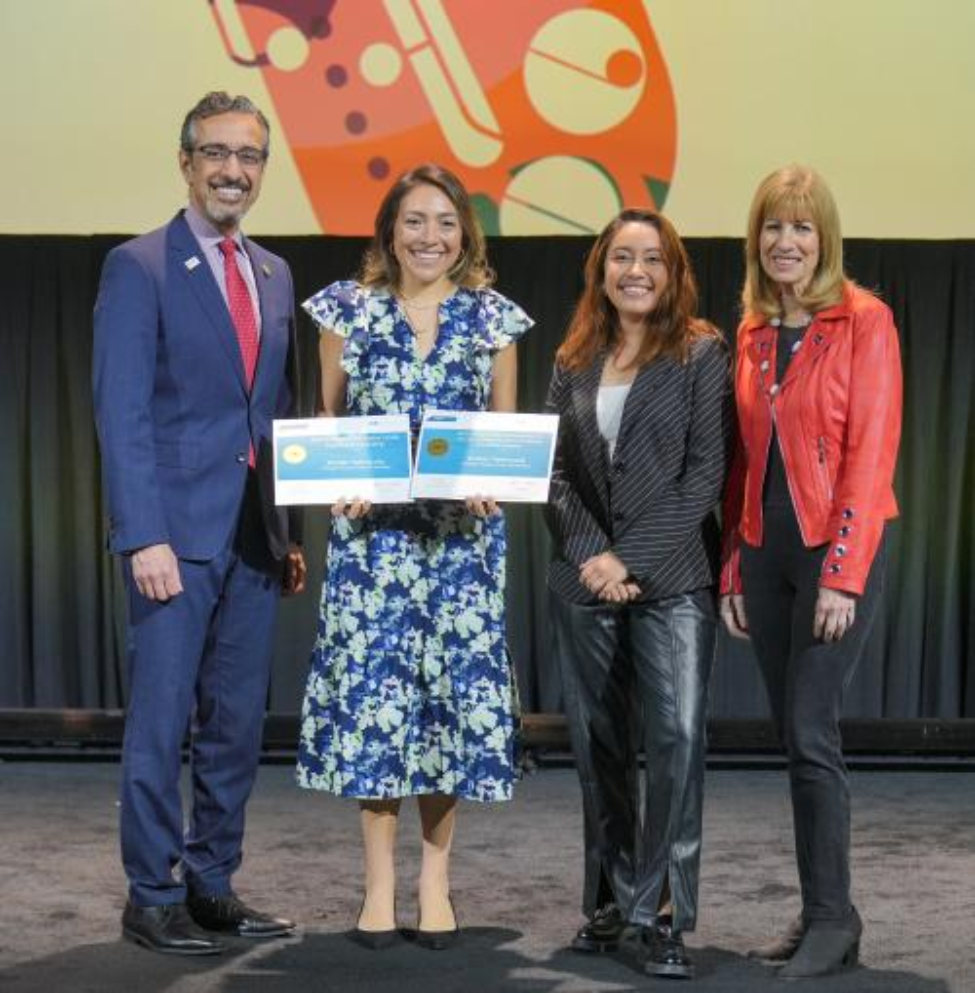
[[2, 235, 972, 719]]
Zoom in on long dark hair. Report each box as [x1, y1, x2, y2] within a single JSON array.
[[557, 209, 717, 372], [360, 163, 493, 290]]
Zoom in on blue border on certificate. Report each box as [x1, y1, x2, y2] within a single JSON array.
[[277, 432, 411, 480], [416, 427, 553, 477]]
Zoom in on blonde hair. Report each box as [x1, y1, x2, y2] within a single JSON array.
[[742, 165, 846, 320]]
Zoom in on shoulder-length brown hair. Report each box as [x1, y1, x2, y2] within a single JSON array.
[[360, 163, 493, 291], [742, 164, 847, 321], [557, 209, 718, 372]]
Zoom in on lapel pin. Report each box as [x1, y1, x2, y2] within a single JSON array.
[[261, 262, 272, 278], [184, 256, 201, 271]]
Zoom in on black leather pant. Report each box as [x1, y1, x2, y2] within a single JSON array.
[[551, 588, 715, 933], [740, 504, 886, 924]]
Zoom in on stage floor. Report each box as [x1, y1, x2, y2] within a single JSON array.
[[0, 763, 971, 992]]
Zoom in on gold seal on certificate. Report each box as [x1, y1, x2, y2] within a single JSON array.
[[411, 410, 559, 503], [273, 415, 413, 505]]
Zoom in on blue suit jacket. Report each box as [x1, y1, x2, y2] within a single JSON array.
[[93, 212, 301, 561]]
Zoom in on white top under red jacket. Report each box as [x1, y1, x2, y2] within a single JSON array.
[[720, 283, 903, 597]]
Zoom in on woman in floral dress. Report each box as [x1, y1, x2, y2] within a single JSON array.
[[297, 164, 532, 949]]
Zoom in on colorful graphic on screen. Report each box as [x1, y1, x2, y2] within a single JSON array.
[[208, 0, 677, 234]]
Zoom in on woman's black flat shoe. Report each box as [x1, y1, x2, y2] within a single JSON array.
[[350, 898, 400, 950], [350, 925, 401, 950], [416, 897, 459, 950], [416, 924, 459, 950]]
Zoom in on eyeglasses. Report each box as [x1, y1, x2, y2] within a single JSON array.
[[193, 144, 268, 168]]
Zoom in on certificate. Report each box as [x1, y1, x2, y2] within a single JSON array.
[[273, 415, 412, 505], [411, 410, 559, 503]]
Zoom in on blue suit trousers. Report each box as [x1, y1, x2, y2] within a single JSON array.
[[120, 487, 280, 907]]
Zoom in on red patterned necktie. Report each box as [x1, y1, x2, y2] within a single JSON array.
[[219, 236, 260, 390], [219, 236, 259, 467]]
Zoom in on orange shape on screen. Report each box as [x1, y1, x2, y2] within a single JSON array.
[[208, 0, 677, 234]]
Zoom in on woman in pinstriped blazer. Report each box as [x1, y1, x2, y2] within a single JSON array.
[[544, 209, 732, 979]]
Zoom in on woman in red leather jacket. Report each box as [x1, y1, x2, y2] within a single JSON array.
[[720, 165, 902, 979]]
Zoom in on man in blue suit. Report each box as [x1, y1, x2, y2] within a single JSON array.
[[93, 92, 306, 955]]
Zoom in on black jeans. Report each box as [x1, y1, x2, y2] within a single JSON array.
[[551, 588, 715, 933], [740, 504, 886, 924]]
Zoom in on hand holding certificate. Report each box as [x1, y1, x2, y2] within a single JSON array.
[[274, 411, 559, 506], [273, 415, 412, 505], [411, 410, 559, 503]]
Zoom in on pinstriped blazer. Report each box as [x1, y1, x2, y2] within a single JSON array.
[[544, 334, 733, 604]]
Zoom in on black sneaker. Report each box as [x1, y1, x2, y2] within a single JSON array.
[[571, 903, 627, 953], [642, 916, 694, 979]]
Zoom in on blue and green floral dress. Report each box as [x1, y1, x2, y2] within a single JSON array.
[[296, 281, 533, 802]]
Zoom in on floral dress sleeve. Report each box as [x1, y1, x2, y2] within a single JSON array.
[[473, 288, 534, 352], [301, 279, 370, 375]]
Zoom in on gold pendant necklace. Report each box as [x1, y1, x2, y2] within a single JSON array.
[[399, 294, 442, 312]]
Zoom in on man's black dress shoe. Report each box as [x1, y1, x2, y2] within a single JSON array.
[[641, 917, 694, 979], [187, 893, 296, 938], [122, 901, 224, 956], [571, 903, 627, 953]]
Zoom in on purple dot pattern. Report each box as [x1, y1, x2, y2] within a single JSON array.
[[325, 64, 348, 87], [321, 49, 393, 182], [345, 111, 367, 135]]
